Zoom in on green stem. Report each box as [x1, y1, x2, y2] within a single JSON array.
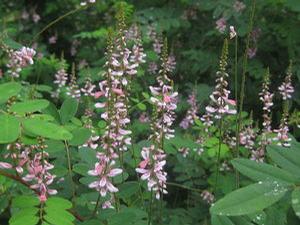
[[64, 140, 76, 204], [30, 6, 87, 45], [214, 118, 223, 195], [235, 0, 256, 189], [166, 182, 203, 193], [91, 193, 101, 218], [131, 141, 145, 208], [148, 189, 153, 225]]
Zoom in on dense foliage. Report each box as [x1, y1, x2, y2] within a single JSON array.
[[0, 0, 300, 225]]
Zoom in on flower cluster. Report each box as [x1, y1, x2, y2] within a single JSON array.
[[136, 145, 167, 199], [81, 77, 96, 97], [201, 190, 214, 205], [23, 151, 57, 202], [278, 62, 294, 100], [52, 67, 68, 98], [259, 68, 273, 134], [66, 68, 81, 100], [216, 18, 227, 33], [273, 107, 291, 147], [88, 152, 122, 197], [180, 92, 199, 129], [6, 47, 36, 78], [239, 124, 256, 150], [233, 1, 246, 13], [205, 39, 236, 119]]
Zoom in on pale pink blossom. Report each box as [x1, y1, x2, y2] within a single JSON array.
[[216, 18, 227, 33]]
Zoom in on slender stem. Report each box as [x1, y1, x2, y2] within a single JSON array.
[[166, 182, 203, 193], [64, 140, 76, 203], [0, 170, 37, 193], [131, 141, 145, 207], [235, 0, 256, 189], [214, 118, 223, 194], [91, 193, 101, 218], [30, 6, 86, 45], [148, 189, 153, 225]]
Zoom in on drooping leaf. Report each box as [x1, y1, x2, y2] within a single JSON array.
[[210, 181, 289, 216], [211, 215, 234, 225], [46, 197, 73, 210], [267, 144, 300, 175], [10, 100, 49, 114], [0, 82, 22, 104], [23, 118, 73, 140], [60, 98, 78, 124], [231, 158, 298, 185], [0, 115, 20, 143]]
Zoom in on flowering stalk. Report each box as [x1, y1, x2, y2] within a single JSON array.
[[136, 39, 178, 200], [252, 68, 273, 162], [273, 61, 294, 147], [89, 32, 125, 211], [66, 64, 81, 100], [205, 39, 236, 194], [3, 45, 36, 79], [235, 0, 256, 187]]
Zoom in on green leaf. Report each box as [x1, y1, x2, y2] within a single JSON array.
[[60, 98, 78, 124], [23, 118, 73, 140], [10, 100, 49, 114], [12, 196, 39, 208], [137, 103, 146, 111], [0, 82, 22, 104], [73, 163, 89, 176], [46, 197, 73, 210], [69, 128, 91, 146], [117, 181, 140, 201], [211, 215, 234, 225], [268, 144, 300, 175], [10, 213, 39, 225], [210, 181, 289, 216], [0, 115, 20, 144], [42, 102, 61, 122], [232, 158, 298, 185], [292, 188, 300, 219]]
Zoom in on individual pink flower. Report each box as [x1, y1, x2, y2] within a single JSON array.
[[273, 111, 291, 147], [81, 77, 96, 97]]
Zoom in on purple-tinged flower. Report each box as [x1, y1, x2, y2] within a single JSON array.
[[216, 18, 227, 33], [233, 1, 246, 13], [239, 125, 256, 150], [81, 77, 96, 97], [201, 190, 214, 205], [23, 152, 57, 202], [54, 68, 68, 88], [88, 153, 122, 197], [136, 145, 168, 199], [148, 62, 158, 74], [180, 92, 198, 129], [247, 47, 257, 59], [139, 112, 150, 123], [48, 35, 57, 44], [32, 12, 41, 23], [6, 47, 36, 78], [166, 53, 176, 72], [178, 147, 190, 158], [278, 62, 294, 100], [273, 110, 291, 147], [66, 72, 81, 100]]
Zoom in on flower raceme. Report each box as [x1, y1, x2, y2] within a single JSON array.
[[6, 46, 36, 78], [205, 39, 236, 120], [137, 39, 178, 200]]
